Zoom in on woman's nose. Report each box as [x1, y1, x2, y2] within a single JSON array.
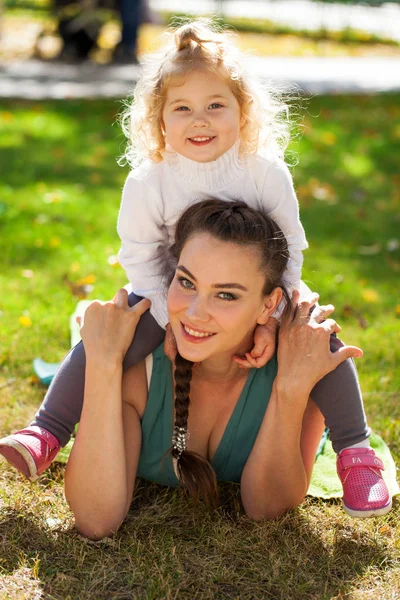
[[186, 295, 210, 322]]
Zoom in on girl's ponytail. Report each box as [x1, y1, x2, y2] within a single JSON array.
[[174, 21, 221, 55], [171, 352, 219, 507], [174, 22, 202, 51]]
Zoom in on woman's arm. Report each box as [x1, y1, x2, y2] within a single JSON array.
[[64, 290, 150, 540], [241, 292, 363, 520]]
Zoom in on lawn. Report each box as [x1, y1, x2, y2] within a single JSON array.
[[0, 94, 399, 599]]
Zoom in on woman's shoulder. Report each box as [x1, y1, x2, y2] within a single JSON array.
[[121, 360, 148, 419], [121, 345, 169, 414]]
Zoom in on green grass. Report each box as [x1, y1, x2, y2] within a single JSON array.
[[0, 95, 399, 598]]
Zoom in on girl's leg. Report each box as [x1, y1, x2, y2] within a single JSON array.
[[311, 335, 370, 454], [311, 335, 391, 518], [0, 293, 165, 480], [32, 292, 164, 444]]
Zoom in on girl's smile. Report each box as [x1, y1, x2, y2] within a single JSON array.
[[162, 70, 243, 163]]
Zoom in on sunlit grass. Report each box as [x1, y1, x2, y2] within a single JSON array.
[[0, 94, 399, 598]]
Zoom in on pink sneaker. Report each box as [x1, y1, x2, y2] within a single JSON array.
[[337, 447, 392, 518], [0, 426, 60, 482]]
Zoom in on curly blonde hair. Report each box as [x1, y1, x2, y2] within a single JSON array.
[[120, 19, 291, 167]]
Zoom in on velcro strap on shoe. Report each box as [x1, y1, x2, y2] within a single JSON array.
[[338, 453, 385, 471]]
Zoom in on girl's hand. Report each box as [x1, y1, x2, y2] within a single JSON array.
[[276, 290, 363, 399], [233, 318, 278, 369], [78, 289, 151, 363]]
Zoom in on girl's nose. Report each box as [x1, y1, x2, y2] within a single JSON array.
[[192, 111, 209, 127]]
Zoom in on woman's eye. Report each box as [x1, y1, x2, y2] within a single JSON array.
[[209, 103, 223, 109], [177, 276, 195, 290], [218, 292, 237, 301]]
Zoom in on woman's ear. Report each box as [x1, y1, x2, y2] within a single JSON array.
[[257, 288, 283, 325]]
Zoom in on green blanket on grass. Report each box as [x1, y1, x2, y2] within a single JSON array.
[[50, 302, 399, 499]]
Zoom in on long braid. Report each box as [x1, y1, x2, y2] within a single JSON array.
[[171, 352, 219, 507], [171, 353, 193, 458]]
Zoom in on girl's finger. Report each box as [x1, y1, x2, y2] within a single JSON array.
[[244, 352, 259, 368], [232, 355, 253, 369]]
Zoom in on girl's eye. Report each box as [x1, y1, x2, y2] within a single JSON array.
[[177, 276, 195, 290], [209, 103, 223, 109], [175, 106, 190, 112], [217, 292, 237, 301]]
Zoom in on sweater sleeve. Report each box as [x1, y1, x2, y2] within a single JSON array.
[[259, 158, 308, 295], [117, 173, 169, 328]]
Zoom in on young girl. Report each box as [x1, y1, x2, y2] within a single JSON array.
[[0, 20, 391, 518]]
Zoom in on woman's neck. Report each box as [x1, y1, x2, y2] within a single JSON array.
[[193, 333, 254, 383], [194, 354, 244, 383]]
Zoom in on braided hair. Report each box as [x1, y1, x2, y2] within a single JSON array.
[[168, 199, 290, 506]]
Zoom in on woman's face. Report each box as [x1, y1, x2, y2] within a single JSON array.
[[167, 233, 280, 364]]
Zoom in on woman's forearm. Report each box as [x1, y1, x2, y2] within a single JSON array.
[[64, 358, 136, 538], [241, 379, 310, 520]]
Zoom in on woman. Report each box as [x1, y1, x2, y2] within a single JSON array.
[[65, 200, 364, 540]]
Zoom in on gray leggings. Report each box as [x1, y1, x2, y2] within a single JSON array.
[[31, 292, 370, 453]]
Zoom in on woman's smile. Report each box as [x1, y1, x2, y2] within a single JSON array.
[[181, 321, 217, 343]]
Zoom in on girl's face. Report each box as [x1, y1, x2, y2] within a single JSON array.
[[162, 70, 243, 163], [167, 233, 281, 364]]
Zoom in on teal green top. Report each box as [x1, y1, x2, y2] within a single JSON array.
[[137, 344, 278, 486]]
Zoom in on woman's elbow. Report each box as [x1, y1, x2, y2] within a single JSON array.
[[74, 515, 123, 541], [242, 493, 305, 521]]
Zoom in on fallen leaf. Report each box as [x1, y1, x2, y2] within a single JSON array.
[[19, 315, 32, 327], [342, 305, 369, 329], [387, 239, 399, 252], [107, 254, 120, 267], [1, 111, 13, 122], [362, 289, 379, 303], [22, 269, 34, 278], [63, 275, 95, 298], [358, 244, 381, 256], [49, 236, 61, 248]]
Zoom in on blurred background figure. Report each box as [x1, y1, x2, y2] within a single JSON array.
[[54, 0, 150, 63], [112, 0, 142, 64]]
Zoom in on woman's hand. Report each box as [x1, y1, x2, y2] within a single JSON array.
[[79, 289, 150, 363], [276, 290, 363, 400]]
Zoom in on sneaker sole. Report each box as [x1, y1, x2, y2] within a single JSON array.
[[343, 498, 392, 518], [0, 439, 39, 482]]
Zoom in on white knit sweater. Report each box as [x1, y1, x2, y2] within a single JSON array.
[[117, 142, 308, 328]]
